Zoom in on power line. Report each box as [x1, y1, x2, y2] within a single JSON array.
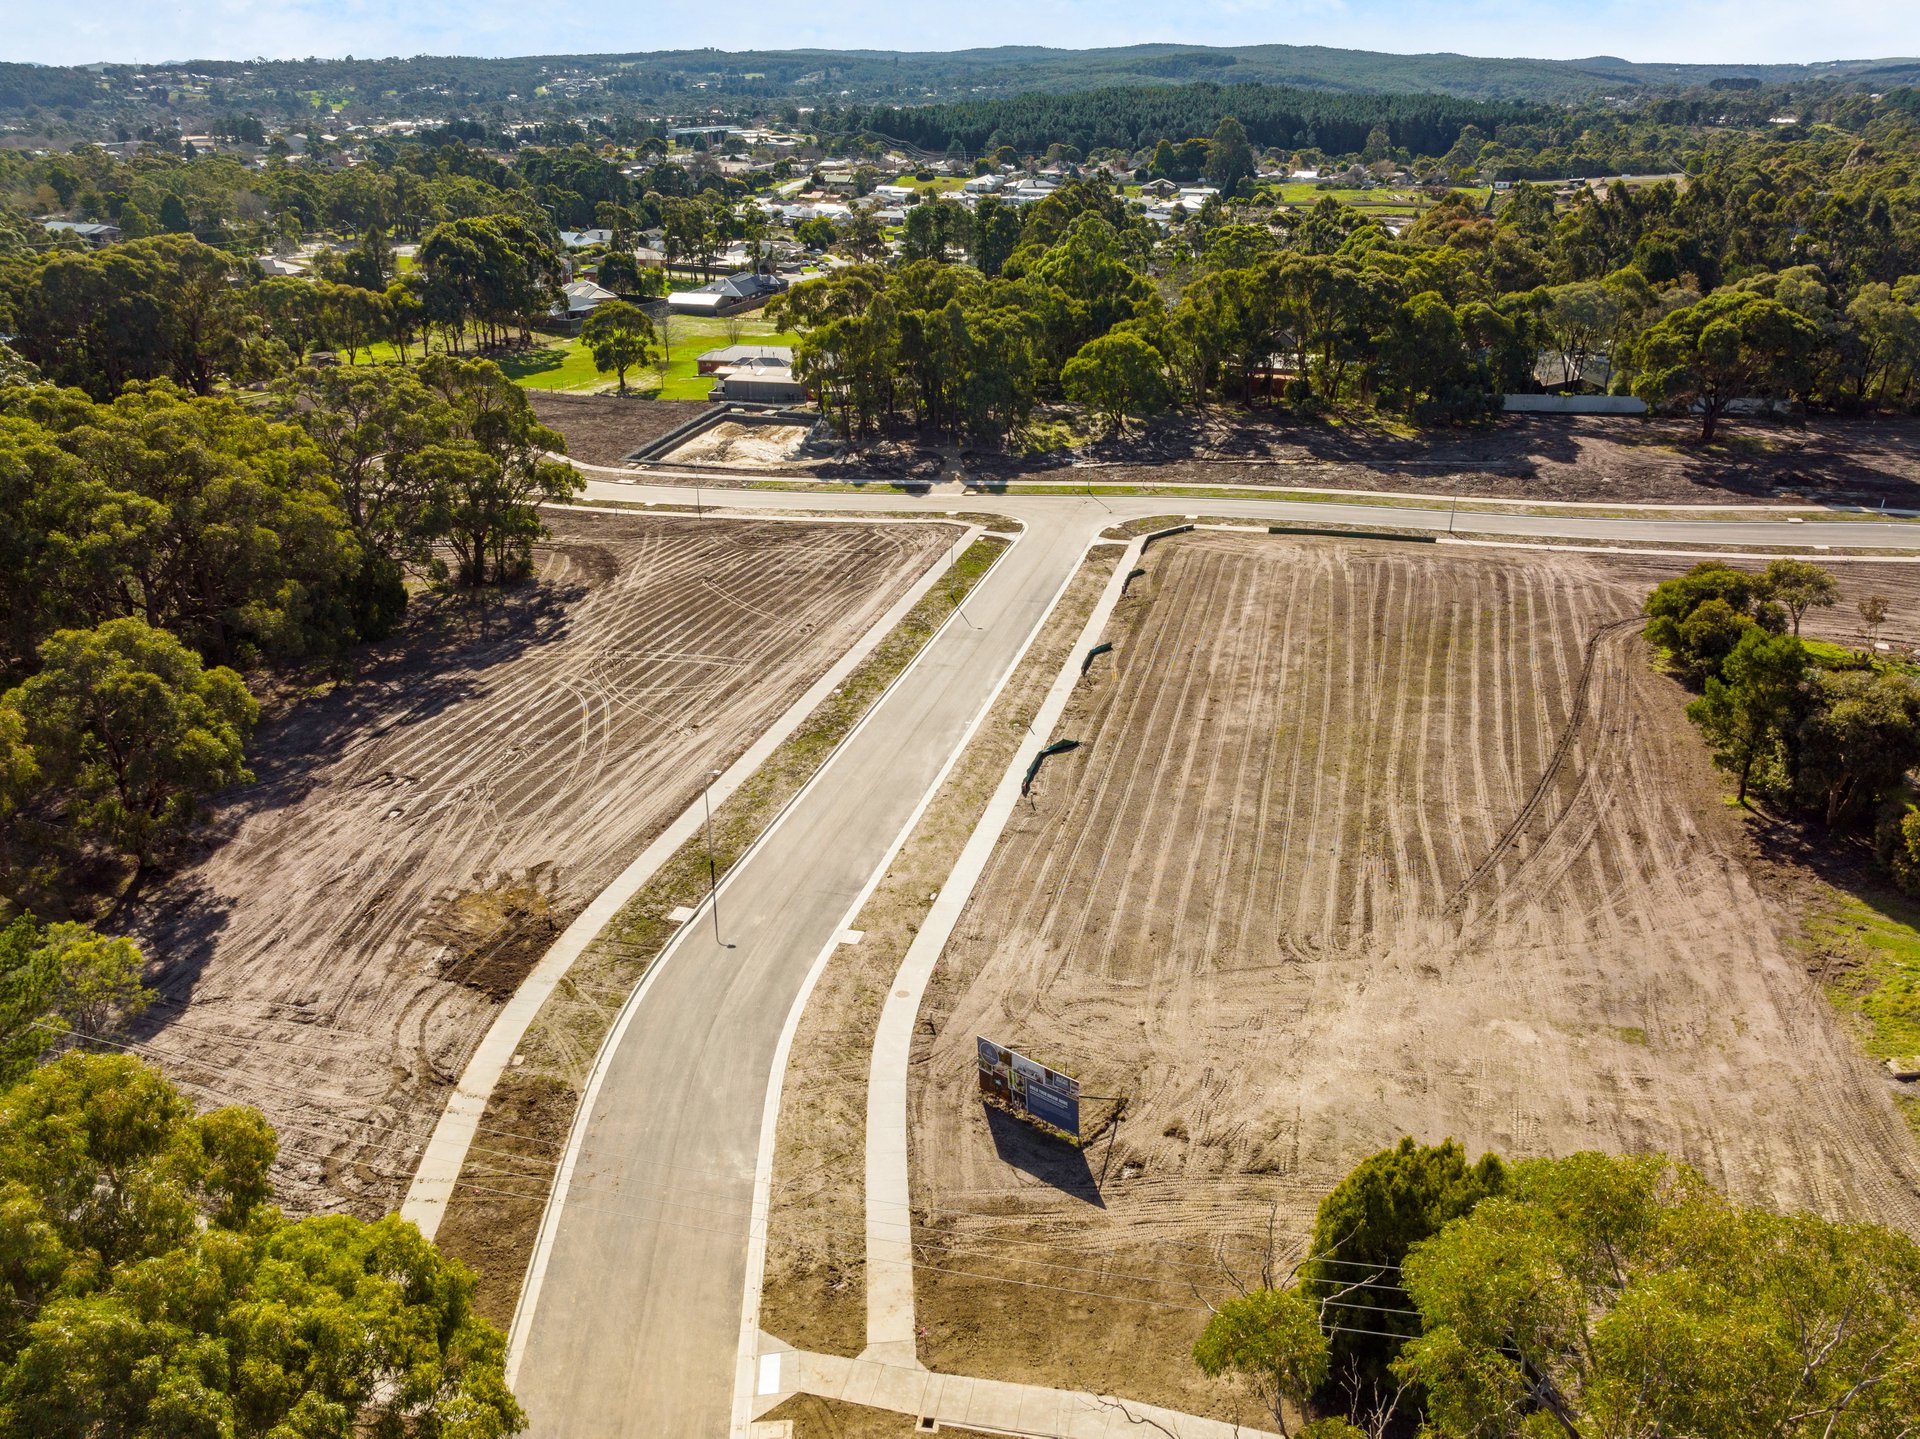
[[39, 1028, 1425, 1312]]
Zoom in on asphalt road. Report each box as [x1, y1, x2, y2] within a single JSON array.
[[509, 499, 1091, 1437], [507, 482, 1920, 1437]]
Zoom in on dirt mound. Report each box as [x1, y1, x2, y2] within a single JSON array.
[[419, 873, 561, 1002]]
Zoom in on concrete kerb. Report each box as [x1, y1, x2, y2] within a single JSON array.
[[860, 534, 1148, 1357], [507, 523, 1014, 1390], [401, 514, 983, 1242], [1438, 536, 1920, 562], [729, 532, 1109, 1437], [754, 1347, 1281, 1439]]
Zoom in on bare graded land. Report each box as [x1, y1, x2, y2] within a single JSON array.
[[124, 509, 949, 1216], [907, 532, 1920, 1415], [974, 412, 1920, 509], [662, 420, 813, 468], [526, 392, 716, 465]]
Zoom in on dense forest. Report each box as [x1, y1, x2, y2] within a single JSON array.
[[841, 84, 1538, 161]]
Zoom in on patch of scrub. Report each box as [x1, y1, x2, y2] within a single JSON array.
[[1807, 888, 1920, 1073]]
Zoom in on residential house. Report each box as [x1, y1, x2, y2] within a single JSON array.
[[696, 343, 794, 375], [667, 271, 788, 318], [555, 279, 617, 319], [708, 359, 806, 403], [41, 220, 121, 247]]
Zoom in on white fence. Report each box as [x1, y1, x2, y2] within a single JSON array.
[[1503, 394, 1648, 415]]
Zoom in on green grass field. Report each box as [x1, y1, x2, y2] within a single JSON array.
[[653, 314, 801, 399], [497, 340, 610, 392], [505, 314, 803, 398], [1265, 182, 1489, 210], [340, 310, 803, 398]]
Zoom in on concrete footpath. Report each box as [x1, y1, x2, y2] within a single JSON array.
[[750, 1344, 1279, 1439], [859, 535, 1146, 1357]]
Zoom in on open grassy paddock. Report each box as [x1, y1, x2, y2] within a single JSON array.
[[342, 311, 800, 399]]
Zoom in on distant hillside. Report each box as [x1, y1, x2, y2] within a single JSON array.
[[4, 42, 1920, 125], [834, 44, 1920, 103]]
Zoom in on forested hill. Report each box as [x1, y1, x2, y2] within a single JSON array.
[[5, 42, 1920, 126], [838, 85, 1536, 160], [823, 44, 1920, 104]]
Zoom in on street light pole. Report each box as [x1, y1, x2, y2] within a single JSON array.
[[703, 768, 723, 945]]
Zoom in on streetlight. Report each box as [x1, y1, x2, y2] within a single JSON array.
[[702, 767, 724, 945]]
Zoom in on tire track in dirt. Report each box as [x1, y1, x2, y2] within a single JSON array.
[[124, 513, 950, 1214], [911, 533, 1920, 1396], [1446, 614, 1645, 917]]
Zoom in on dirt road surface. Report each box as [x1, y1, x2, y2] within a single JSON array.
[[909, 532, 1920, 1409], [122, 509, 948, 1215]]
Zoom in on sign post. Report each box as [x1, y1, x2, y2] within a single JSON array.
[[976, 1036, 1082, 1144]]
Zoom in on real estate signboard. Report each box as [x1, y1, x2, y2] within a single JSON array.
[[976, 1035, 1081, 1143]]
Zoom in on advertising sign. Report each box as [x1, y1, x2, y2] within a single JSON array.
[[976, 1036, 1081, 1143]]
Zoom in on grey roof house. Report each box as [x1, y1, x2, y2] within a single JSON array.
[[667, 271, 788, 318]]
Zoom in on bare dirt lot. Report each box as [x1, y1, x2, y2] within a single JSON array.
[[907, 532, 1920, 1416], [122, 509, 949, 1216], [526, 392, 716, 465], [973, 412, 1920, 509], [662, 420, 813, 468]]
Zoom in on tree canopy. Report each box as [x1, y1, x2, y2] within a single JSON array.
[[0, 1053, 524, 1438]]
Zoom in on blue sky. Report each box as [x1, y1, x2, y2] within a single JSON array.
[[8, 0, 1918, 69]]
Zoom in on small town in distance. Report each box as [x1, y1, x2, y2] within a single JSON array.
[[2, 25, 1920, 1439]]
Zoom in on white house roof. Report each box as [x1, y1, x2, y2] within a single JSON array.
[[557, 280, 617, 315], [699, 344, 794, 366]]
